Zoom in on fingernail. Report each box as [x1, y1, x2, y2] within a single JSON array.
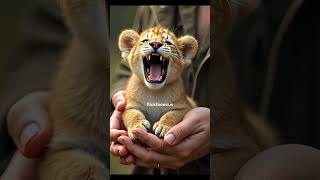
[[132, 130, 139, 136], [165, 133, 175, 145], [116, 101, 122, 110], [118, 137, 124, 144], [119, 149, 125, 156], [20, 123, 40, 151]]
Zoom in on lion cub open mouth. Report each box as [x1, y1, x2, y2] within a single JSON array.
[[118, 25, 198, 141], [143, 53, 169, 83]]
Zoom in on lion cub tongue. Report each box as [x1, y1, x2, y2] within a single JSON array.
[[150, 64, 161, 81]]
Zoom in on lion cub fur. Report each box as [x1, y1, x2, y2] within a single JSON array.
[[118, 26, 198, 141], [37, 0, 108, 179]]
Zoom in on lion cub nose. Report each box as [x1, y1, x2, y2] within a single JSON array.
[[149, 42, 163, 49]]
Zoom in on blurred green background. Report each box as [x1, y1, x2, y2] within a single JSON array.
[[110, 5, 138, 174], [110, 6, 137, 87]]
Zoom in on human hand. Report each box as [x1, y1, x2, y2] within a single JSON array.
[[1, 91, 52, 180], [118, 107, 210, 169], [109, 90, 135, 165]]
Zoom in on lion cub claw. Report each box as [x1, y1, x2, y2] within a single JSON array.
[[153, 122, 172, 139], [128, 120, 151, 141]]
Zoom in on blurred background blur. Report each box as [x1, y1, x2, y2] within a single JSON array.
[[0, 2, 29, 92], [110, 5, 137, 174], [0, 2, 136, 175], [110, 6, 137, 87]]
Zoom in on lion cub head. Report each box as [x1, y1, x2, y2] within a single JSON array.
[[118, 26, 198, 89]]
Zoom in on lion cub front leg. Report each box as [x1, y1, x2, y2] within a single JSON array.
[[153, 110, 188, 138], [123, 109, 151, 141]]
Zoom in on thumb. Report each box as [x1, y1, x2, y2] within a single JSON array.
[[7, 93, 52, 158], [9, 113, 52, 158], [22, 121, 52, 158], [164, 114, 198, 146], [112, 90, 126, 112]]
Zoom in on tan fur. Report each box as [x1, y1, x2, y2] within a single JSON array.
[[118, 27, 198, 141], [39, 150, 107, 180], [37, 0, 108, 179]]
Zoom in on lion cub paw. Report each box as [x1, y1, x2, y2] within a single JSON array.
[[128, 120, 151, 141], [153, 122, 172, 138]]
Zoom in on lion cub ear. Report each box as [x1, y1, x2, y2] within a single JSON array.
[[118, 29, 140, 60], [178, 35, 198, 67]]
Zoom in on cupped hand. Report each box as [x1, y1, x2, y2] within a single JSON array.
[[1, 91, 52, 180], [109, 90, 135, 165], [118, 107, 210, 169]]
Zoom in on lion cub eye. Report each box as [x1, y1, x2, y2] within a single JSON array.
[[165, 41, 173, 45], [141, 39, 148, 43]]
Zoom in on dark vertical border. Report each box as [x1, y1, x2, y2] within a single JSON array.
[[105, 0, 111, 171]]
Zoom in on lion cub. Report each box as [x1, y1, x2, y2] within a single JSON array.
[[37, 0, 108, 179], [118, 26, 198, 140]]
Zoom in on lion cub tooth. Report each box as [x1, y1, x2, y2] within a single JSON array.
[[160, 75, 163, 80], [160, 56, 163, 61], [148, 55, 151, 60]]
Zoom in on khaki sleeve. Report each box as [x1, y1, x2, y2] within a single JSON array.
[[0, 0, 69, 173]]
